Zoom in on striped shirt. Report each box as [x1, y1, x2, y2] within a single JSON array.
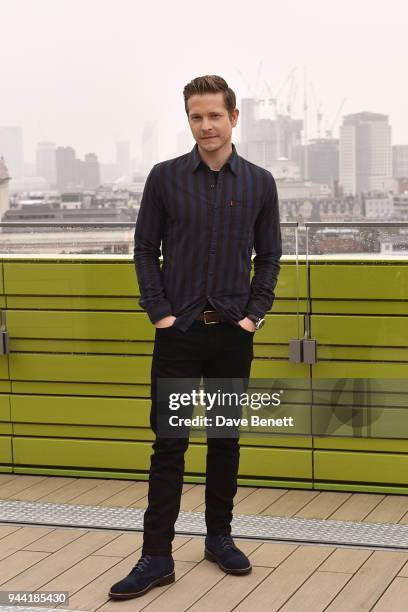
[[133, 142, 282, 332]]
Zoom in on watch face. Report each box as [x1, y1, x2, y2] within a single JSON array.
[[256, 318, 265, 329]]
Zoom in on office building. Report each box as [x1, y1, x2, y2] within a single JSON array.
[[0, 127, 24, 180], [393, 145, 408, 178], [116, 141, 131, 177], [0, 157, 11, 217], [364, 194, 394, 218], [176, 129, 194, 156], [83, 153, 101, 190], [36, 141, 57, 185], [339, 112, 392, 195], [56, 146, 77, 191], [306, 138, 339, 187], [239, 98, 302, 169], [142, 121, 158, 173]]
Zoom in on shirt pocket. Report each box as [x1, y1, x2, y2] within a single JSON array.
[[223, 199, 261, 241]]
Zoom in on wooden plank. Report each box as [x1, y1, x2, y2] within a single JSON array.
[[188, 566, 273, 611], [0, 527, 53, 561], [93, 533, 144, 557], [172, 538, 207, 563], [0, 531, 118, 591], [193, 485, 258, 512], [24, 528, 87, 552], [0, 551, 50, 585], [294, 492, 352, 519], [248, 542, 298, 568], [0, 525, 21, 539], [319, 548, 373, 574], [364, 495, 408, 524], [131, 484, 196, 509], [140, 560, 224, 612], [372, 577, 408, 610], [0, 475, 48, 498], [325, 551, 408, 611], [10, 476, 76, 502], [327, 493, 385, 521], [233, 487, 288, 515], [261, 490, 320, 516], [98, 481, 149, 507], [180, 485, 206, 511], [96, 561, 195, 612], [279, 571, 352, 612], [63, 479, 133, 506], [0, 474, 19, 485], [233, 545, 335, 611], [396, 559, 408, 577], [35, 477, 111, 503], [41, 554, 123, 594]]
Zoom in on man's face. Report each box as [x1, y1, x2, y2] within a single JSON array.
[[187, 92, 239, 152]]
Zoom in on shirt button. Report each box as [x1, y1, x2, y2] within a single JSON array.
[[210, 184, 215, 188]]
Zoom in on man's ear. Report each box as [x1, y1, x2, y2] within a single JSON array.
[[231, 108, 239, 127]]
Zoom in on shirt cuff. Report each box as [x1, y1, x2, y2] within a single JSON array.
[[244, 304, 267, 320], [145, 300, 173, 325]]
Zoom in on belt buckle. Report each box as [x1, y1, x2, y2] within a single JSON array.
[[203, 310, 218, 324]]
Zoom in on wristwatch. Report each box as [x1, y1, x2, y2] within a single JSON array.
[[246, 314, 266, 330]]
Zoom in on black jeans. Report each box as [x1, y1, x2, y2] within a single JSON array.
[[142, 319, 254, 556]]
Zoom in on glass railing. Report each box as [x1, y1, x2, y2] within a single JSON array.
[[1, 220, 407, 442], [1, 220, 407, 257], [0, 221, 298, 256], [303, 221, 408, 257]]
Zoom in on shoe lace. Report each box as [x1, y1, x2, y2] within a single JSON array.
[[131, 555, 152, 574], [219, 535, 235, 551]]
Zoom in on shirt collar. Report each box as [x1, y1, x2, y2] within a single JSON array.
[[189, 142, 238, 176]]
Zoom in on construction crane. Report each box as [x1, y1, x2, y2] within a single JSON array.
[[310, 80, 323, 139], [286, 68, 298, 117], [236, 62, 265, 120], [325, 97, 347, 138], [264, 67, 297, 117], [303, 66, 309, 179]]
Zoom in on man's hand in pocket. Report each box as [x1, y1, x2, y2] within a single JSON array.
[[154, 315, 176, 329], [238, 317, 256, 332]]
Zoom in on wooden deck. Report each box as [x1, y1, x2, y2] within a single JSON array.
[[1, 473, 408, 610]]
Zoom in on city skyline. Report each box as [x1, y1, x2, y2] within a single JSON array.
[[1, 108, 406, 196], [0, 103, 404, 170], [1, 0, 407, 163]]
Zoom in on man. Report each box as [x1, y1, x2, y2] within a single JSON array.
[[109, 75, 282, 599]]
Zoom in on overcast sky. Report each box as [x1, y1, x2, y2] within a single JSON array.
[[2, 0, 407, 163]]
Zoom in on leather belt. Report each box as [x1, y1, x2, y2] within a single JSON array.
[[196, 309, 226, 324]]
